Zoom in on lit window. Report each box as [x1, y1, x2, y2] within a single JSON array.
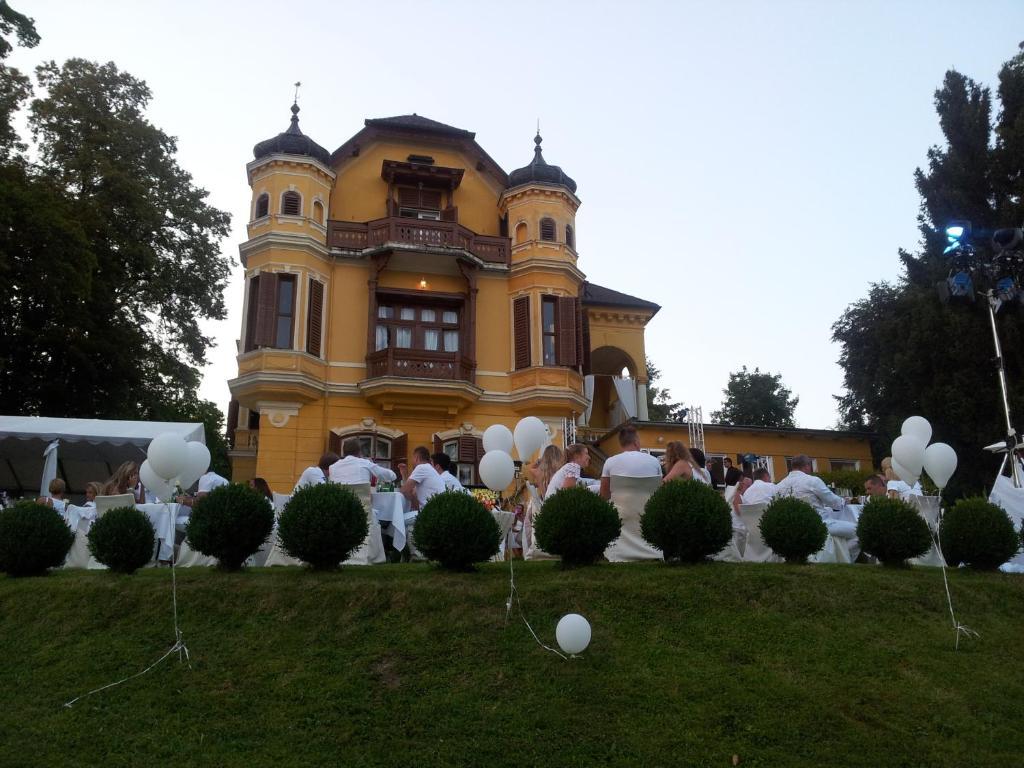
[[442, 310, 457, 324], [444, 330, 459, 352], [421, 309, 436, 322], [400, 307, 415, 321]]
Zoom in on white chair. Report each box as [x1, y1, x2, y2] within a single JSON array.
[[263, 530, 303, 567], [176, 538, 217, 567], [94, 493, 137, 516], [522, 483, 556, 560], [909, 495, 946, 567], [738, 503, 782, 563], [605, 475, 663, 562], [64, 518, 94, 569], [343, 483, 386, 565], [272, 492, 291, 518]]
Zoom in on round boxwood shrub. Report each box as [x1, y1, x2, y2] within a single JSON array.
[[940, 497, 1020, 570], [412, 490, 501, 570], [856, 496, 932, 567], [87, 506, 156, 574], [535, 485, 622, 566], [185, 483, 274, 571], [640, 479, 732, 563], [277, 483, 368, 570], [0, 502, 75, 577], [759, 496, 827, 564]]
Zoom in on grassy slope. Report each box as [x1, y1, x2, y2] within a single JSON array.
[[1, 562, 1023, 768]]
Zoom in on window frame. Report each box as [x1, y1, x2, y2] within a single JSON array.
[[539, 217, 556, 242], [273, 274, 297, 349], [541, 296, 558, 366], [565, 223, 575, 249], [254, 193, 270, 220], [374, 298, 462, 354], [281, 190, 302, 217]]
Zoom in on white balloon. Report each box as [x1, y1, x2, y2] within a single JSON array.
[[556, 613, 592, 655], [147, 432, 188, 481], [514, 417, 547, 461], [891, 457, 917, 485], [176, 441, 211, 490], [482, 424, 514, 455], [901, 416, 933, 446], [479, 450, 515, 492], [139, 459, 175, 502], [891, 435, 925, 479], [923, 442, 958, 489]]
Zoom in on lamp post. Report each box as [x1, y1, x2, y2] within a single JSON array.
[[941, 221, 1024, 486]]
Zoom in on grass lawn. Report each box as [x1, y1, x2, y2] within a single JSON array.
[[1, 561, 1023, 767]]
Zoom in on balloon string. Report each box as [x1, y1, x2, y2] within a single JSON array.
[[63, 501, 190, 708], [505, 526, 567, 661], [934, 493, 978, 651]]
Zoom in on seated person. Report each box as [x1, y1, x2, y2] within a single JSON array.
[[775, 454, 858, 556], [294, 452, 339, 492], [544, 443, 591, 500], [329, 438, 397, 486], [83, 481, 102, 507], [739, 467, 777, 505], [528, 445, 565, 498], [661, 440, 698, 483], [731, 476, 754, 515], [881, 457, 923, 500], [863, 473, 887, 500], [37, 478, 69, 513], [103, 461, 145, 503], [400, 446, 445, 511], [600, 425, 663, 499], [176, 470, 230, 508], [249, 477, 273, 502], [431, 452, 467, 493], [688, 448, 713, 485]]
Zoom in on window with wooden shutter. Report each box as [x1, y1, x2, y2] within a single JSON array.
[[458, 435, 477, 464], [539, 218, 556, 241], [255, 193, 269, 219], [474, 436, 485, 484], [392, 434, 408, 468], [244, 275, 260, 352], [433, 435, 443, 455], [254, 273, 278, 348], [513, 296, 531, 370], [306, 279, 324, 357], [556, 296, 577, 367], [226, 400, 239, 448], [282, 191, 301, 216], [541, 297, 557, 366], [565, 224, 574, 249], [579, 300, 591, 374]]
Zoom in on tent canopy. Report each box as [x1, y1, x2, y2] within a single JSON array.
[[0, 416, 205, 496]]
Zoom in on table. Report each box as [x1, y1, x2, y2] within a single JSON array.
[[372, 491, 413, 551], [136, 503, 181, 561]]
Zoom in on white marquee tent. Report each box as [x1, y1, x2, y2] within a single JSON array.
[[0, 416, 205, 497]]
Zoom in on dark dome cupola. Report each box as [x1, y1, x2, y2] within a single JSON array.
[[507, 132, 576, 194], [253, 102, 330, 165]]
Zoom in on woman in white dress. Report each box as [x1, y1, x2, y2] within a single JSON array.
[[543, 444, 591, 500], [661, 440, 700, 483]]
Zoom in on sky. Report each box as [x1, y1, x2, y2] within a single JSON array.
[[8, 0, 1024, 428]]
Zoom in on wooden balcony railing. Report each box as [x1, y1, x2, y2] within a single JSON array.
[[328, 217, 510, 265], [366, 347, 475, 383]]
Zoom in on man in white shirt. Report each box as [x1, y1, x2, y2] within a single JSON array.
[[400, 446, 446, 510], [294, 452, 339, 493], [775, 455, 858, 557], [431, 452, 467, 493], [196, 471, 230, 498], [740, 468, 777, 505], [600, 425, 663, 499], [329, 439, 397, 487]]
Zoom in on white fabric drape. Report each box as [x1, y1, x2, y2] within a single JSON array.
[[613, 377, 638, 420], [40, 440, 59, 498], [990, 475, 1024, 571]]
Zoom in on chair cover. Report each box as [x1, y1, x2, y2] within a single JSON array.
[[909, 496, 946, 567], [343, 483, 386, 565], [263, 530, 303, 567], [522, 483, 556, 560], [492, 509, 517, 561], [605, 475, 663, 562], [64, 518, 93, 569], [989, 475, 1024, 571], [738, 503, 782, 563], [176, 538, 217, 567], [94, 493, 137, 516], [814, 534, 854, 564], [272, 492, 291, 517]]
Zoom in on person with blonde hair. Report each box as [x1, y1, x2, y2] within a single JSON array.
[[661, 440, 699, 484], [84, 481, 103, 506], [543, 443, 592, 500], [530, 444, 565, 498], [103, 461, 144, 502], [37, 478, 68, 512]]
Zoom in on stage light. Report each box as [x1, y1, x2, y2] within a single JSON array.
[[992, 228, 1023, 253], [944, 220, 972, 254]]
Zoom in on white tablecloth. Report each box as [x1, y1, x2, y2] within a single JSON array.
[[136, 503, 180, 561], [372, 492, 413, 551]]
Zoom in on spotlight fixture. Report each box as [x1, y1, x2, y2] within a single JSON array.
[[944, 219, 972, 254], [992, 228, 1024, 253], [995, 276, 1018, 303]]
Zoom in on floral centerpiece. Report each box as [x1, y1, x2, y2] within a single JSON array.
[[471, 488, 498, 511]]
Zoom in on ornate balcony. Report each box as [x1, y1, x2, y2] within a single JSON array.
[[366, 347, 475, 383], [328, 216, 510, 265]]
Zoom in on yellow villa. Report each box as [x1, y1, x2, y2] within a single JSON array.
[[226, 105, 873, 488]]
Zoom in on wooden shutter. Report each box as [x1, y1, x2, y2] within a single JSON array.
[[420, 189, 442, 210], [398, 187, 419, 208], [540, 218, 556, 241], [474, 437, 485, 484], [458, 434, 477, 463], [226, 399, 239, 448], [306, 278, 324, 357], [254, 273, 278, 348], [433, 435, 443, 454], [440, 206, 458, 222], [556, 296, 577, 367], [580, 304, 591, 375], [392, 434, 408, 468], [244, 276, 260, 352], [255, 194, 269, 218], [282, 191, 301, 216], [328, 432, 341, 456], [513, 296, 531, 370]]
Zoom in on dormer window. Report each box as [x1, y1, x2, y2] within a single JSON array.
[[539, 217, 556, 242], [255, 193, 269, 219], [282, 190, 301, 216]]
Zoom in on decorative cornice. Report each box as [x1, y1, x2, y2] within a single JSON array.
[[239, 231, 331, 267], [587, 309, 654, 326], [509, 257, 586, 283], [246, 153, 336, 182], [329, 241, 509, 272], [499, 184, 581, 212]]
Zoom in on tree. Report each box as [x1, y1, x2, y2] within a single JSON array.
[[0, 1, 38, 158], [710, 367, 798, 428], [645, 358, 686, 422], [832, 46, 1024, 497], [0, 55, 232, 435]]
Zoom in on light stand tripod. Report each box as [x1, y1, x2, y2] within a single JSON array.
[[984, 289, 1024, 487]]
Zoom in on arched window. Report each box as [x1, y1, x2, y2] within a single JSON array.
[[514, 222, 528, 244], [539, 217, 556, 242], [281, 190, 302, 217], [312, 199, 325, 224], [565, 224, 575, 249], [254, 193, 269, 219]]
